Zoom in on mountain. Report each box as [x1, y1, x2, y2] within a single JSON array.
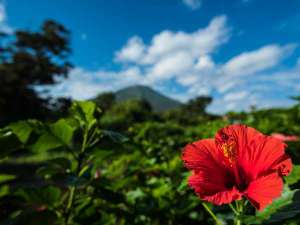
[[115, 85, 182, 112]]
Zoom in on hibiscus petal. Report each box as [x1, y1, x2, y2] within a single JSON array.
[[245, 173, 283, 211], [271, 154, 292, 176], [246, 136, 291, 179], [215, 124, 263, 168], [188, 172, 241, 205], [214, 125, 264, 185], [182, 139, 239, 204], [182, 139, 224, 171], [215, 124, 263, 153], [215, 125, 292, 180]]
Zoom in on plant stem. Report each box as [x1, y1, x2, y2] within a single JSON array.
[[64, 126, 89, 225], [229, 203, 239, 215], [201, 202, 222, 225], [234, 200, 244, 225]]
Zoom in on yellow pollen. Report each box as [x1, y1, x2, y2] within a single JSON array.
[[221, 141, 237, 164]]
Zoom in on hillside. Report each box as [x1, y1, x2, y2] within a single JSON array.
[[115, 85, 182, 112]]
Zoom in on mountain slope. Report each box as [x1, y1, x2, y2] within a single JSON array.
[[115, 85, 182, 112]]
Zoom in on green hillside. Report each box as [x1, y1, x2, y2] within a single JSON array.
[[115, 85, 182, 112]]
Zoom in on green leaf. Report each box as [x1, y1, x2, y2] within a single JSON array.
[[0, 185, 9, 197], [78, 101, 96, 120], [9, 121, 33, 144], [32, 119, 75, 152], [0, 130, 22, 157], [243, 187, 300, 224], [31, 133, 62, 152], [71, 101, 98, 125], [47, 157, 71, 170], [285, 164, 300, 185], [36, 157, 71, 178], [0, 174, 16, 183], [177, 172, 190, 192], [126, 188, 146, 204], [102, 130, 128, 143], [50, 119, 75, 147], [18, 186, 61, 208]]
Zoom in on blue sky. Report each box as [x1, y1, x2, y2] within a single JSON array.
[[1, 0, 300, 113]]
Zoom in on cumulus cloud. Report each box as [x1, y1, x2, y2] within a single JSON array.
[[221, 44, 296, 76], [182, 0, 202, 10], [115, 36, 145, 63], [0, 3, 5, 22], [147, 51, 194, 83], [0, 2, 13, 33], [48, 67, 145, 100], [114, 15, 229, 89], [115, 15, 229, 66], [49, 15, 300, 113]]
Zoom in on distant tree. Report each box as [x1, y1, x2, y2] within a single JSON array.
[[163, 96, 214, 124], [183, 96, 213, 115], [101, 99, 153, 130], [291, 96, 300, 103], [0, 20, 72, 126], [94, 92, 116, 111]]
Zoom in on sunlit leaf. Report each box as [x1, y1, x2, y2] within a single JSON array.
[[9, 121, 33, 144]]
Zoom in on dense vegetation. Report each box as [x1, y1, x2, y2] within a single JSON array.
[[0, 98, 300, 225], [0, 20, 300, 225]]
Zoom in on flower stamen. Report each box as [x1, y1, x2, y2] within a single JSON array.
[[221, 141, 237, 165]]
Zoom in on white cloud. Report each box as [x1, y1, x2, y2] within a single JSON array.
[[208, 59, 300, 113], [0, 3, 6, 23], [223, 91, 249, 101], [49, 14, 300, 114], [115, 15, 229, 66], [182, 0, 202, 10], [48, 67, 145, 100], [147, 51, 194, 82], [0, 2, 13, 33], [221, 44, 296, 76], [115, 36, 145, 63], [195, 55, 215, 71]]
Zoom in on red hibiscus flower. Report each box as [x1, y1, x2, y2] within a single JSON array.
[[182, 124, 292, 210]]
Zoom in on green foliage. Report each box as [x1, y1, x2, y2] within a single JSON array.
[[0, 100, 300, 225], [285, 165, 300, 186], [93, 92, 116, 111], [101, 99, 154, 130], [243, 187, 300, 224]]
